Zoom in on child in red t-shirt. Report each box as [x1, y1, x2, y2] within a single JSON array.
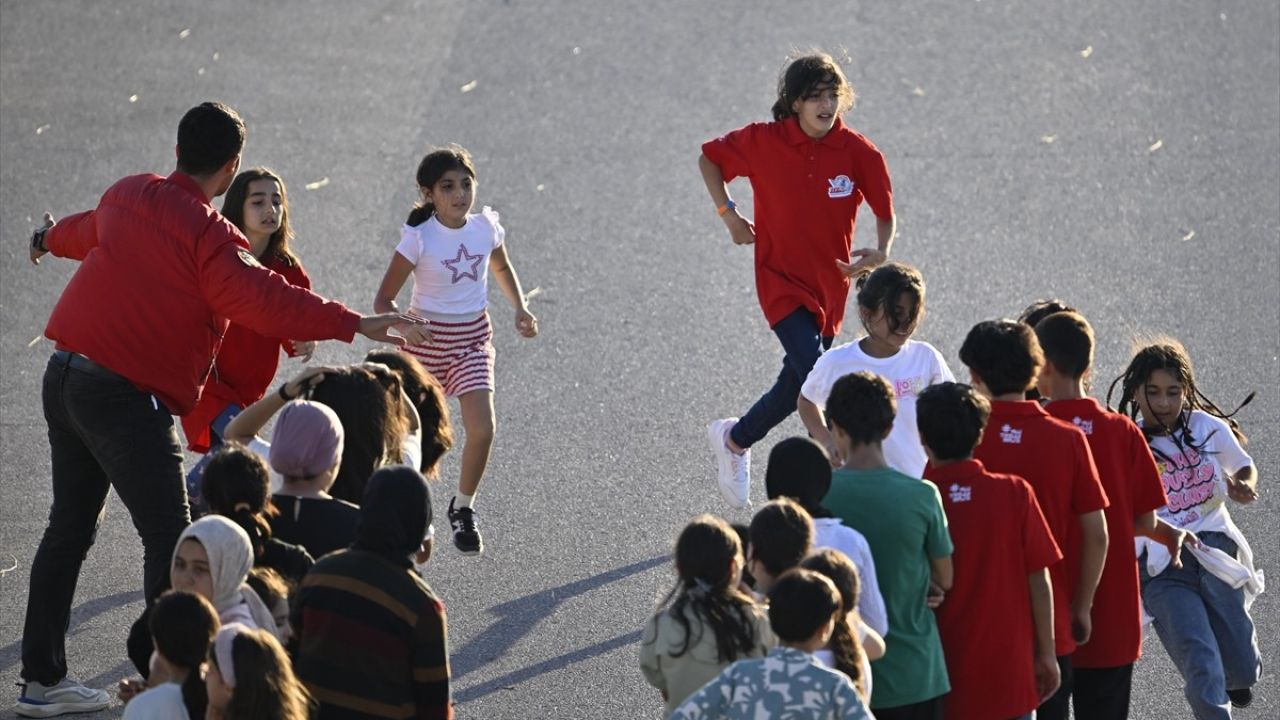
[[958, 320, 1109, 720], [699, 52, 896, 510], [1033, 311, 1192, 719], [919, 381, 1062, 719]]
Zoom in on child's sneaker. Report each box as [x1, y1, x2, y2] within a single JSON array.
[[448, 498, 484, 555], [15, 677, 110, 717], [707, 418, 751, 509], [1227, 687, 1252, 708]]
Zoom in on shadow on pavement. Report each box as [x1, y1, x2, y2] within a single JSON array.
[[0, 590, 142, 675]]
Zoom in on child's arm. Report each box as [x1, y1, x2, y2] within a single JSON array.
[[373, 253, 415, 315], [1227, 464, 1259, 503], [797, 396, 840, 465], [1071, 509, 1108, 644], [1027, 567, 1060, 702], [837, 216, 897, 277], [698, 153, 756, 246], [857, 618, 885, 661], [223, 366, 331, 444], [1134, 511, 1197, 568], [928, 555, 953, 593], [489, 245, 538, 338]]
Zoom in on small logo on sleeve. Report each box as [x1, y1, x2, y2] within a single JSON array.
[[827, 175, 854, 198], [999, 424, 1023, 444], [1072, 417, 1094, 435], [236, 248, 263, 268], [949, 484, 972, 503]]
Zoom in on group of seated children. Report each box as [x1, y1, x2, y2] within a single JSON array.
[[646, 262, 1262, 720], [118, 351, 458, 720]]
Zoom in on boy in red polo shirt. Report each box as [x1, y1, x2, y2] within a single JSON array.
[[1033, 311, 1191, 719], [958, 320, 1109, 720], [698, 52, 895, 509], [919, 381, 1062, 719]]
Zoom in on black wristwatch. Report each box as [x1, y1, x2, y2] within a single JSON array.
[[31, 226, 49, 253]]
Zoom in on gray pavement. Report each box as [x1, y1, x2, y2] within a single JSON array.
[[2, 1, 1277, 717]]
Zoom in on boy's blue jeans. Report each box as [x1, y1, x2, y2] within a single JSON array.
[[730, 307, 833, 450], [1140, 530, 1261, 720]]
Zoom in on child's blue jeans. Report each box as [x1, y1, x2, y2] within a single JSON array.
[[730, 307, 833, 450], [1140, 530, 1261, 720]]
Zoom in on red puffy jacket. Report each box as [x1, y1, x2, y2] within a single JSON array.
[[45, 172, 360, 416]]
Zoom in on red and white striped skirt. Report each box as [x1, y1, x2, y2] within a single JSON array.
[[404, 312, 495, 397]]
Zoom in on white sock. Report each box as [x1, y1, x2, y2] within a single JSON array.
[[456, 492, 475, 509]]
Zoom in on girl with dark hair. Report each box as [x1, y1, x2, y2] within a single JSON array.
[[801, 549, 879, 703], [1109, 339, 1261, 715], [798, 262, 953, 477], [366, 348, 455, 478], [120, 591, 219, 720], [640, 515, 776, 714], [182, 168, 315, 517], [373, 145, 539, 555], [205, 625, 313, 720], [699, 51, 896, 510]]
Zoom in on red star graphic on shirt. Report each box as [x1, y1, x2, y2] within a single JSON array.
[[441, 243, 484, 283]]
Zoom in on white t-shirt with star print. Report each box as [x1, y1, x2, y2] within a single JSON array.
[[396, 206, 504, 316]]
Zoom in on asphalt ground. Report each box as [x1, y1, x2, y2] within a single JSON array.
[[1, 1, 1277, 717]]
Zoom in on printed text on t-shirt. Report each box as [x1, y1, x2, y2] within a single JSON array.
[[1158, 447, 1216, 514]]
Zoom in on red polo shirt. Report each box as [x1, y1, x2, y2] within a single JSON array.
[[45, 172, 360, 416], [926, 459, 1061, 720], [701, 116, 893, 336], [1045, 398, 1168, 668], [974, 400, 1108, 656]]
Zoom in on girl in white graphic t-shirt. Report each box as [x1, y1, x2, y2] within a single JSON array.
[[798, 262, 953, 476], [1111, 338, 1260, 716], [374, 145, 538, 556]]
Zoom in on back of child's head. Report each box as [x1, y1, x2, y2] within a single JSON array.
[[1034, 311, 1094, 380], [202, 442, 275, 559], [1017, 299, 1076, 329], [308, 365, 406, 504], [246, 566, 291, 635], [211, 625, 313, 720], [826, 371, 896, 444], [1108, 337, 1252, 445], [959, 320, 1044, 396], [772, 52, 855, 121], [269, 400, 344, 483], [767, 569, 842, 644], [365, 349, 454, 478], [748, 498, 814, 578], [150, 590, 218, 720], [656, 515, 760, 663], [799, 549, 867, 694], [407, 145, 476, 227], [764, 437, 833, 517], [856, 261, 925, 333], [220, 167, 298, 265], [916, 382, 991, 462]]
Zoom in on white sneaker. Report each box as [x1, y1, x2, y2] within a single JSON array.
[[707, 418, 751, 509], [15, 677, 109, 717]]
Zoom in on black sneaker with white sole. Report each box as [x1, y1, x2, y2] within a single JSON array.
[[1227, 687, 1252, 709], [448, 498, 483, 555]]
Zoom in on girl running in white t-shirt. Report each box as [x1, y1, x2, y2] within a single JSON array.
[[798, 262, 953, 476], [374, 145, 538, 555]]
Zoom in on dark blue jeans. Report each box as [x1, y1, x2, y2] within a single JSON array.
[[730, 308, 833, 449], [22, 352, 190, 684], [184, 403, 242, 519]]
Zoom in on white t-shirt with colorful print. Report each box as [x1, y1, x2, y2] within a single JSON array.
[[1141, 409, 1253, 534], [396, 207, 504, 316]]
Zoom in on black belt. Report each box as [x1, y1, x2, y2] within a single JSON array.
[[52, 349, 128, 383]]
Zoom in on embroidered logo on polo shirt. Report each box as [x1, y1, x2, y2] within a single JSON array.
[[999, 424, 1023, 444], [949, 483, 972, 503], [1072, 417, 1094, 435], [827, 174, 854, 198]]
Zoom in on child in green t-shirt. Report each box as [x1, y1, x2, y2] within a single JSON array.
[[821, 370, 953, 718]]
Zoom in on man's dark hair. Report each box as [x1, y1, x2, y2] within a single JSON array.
[[747, 498, 813, 577], [176, 102, 245, 176], [916, 382, 990, 461], [958, 320, 1044, 396], [826, 371, 896, 444]]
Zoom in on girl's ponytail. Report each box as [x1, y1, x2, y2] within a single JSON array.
[[201, 443, 276, 562], [800, 549, 869, 699], [406, 202, 434, 227]]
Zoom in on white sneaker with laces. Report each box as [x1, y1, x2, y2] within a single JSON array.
[[15, 677, 109, 718], [707, 418, 751, 509]]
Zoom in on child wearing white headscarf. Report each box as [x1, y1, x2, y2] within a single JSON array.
[[171, 516, 280, 639]]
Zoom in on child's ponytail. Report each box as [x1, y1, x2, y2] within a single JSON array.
[[201, 443, 277, 562], [407, 145, 478, 227], [800, 549, 869, 699]]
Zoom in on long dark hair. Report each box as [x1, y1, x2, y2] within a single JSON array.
[[202, 442, 276, 562], [800, 549, 869, 699], [365, 349, 454, 478], [221, 167, 299, 266], [406, 145, 477, 227], [211, 628, 313, 720], [771, 52, 855, 121], [307, 365, 408, 504], [648, 515, 761, 663], [1107, 338, 1252, 465], [150, 591, 218, 720]]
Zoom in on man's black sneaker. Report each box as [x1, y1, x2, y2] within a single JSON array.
[[448, 498, 483, 555], [1227, 687, 1252, 709]]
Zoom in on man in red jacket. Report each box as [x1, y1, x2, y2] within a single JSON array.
[[17, 101, 424, 717]]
